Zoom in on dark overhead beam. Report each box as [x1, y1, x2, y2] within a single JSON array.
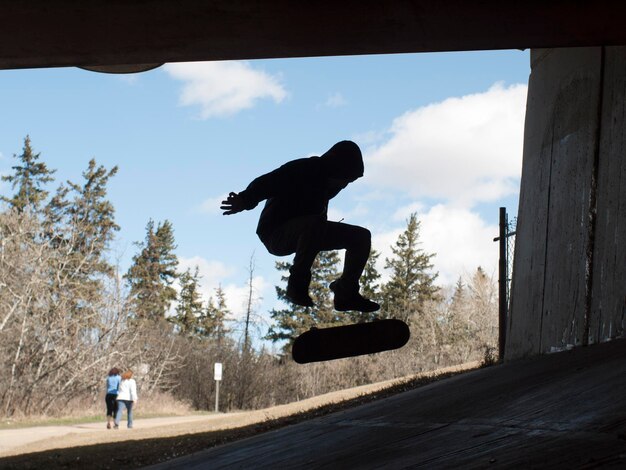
[[2, 0, 626, 70]]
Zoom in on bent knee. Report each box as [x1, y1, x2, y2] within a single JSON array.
[[351, 226, 371, 245]]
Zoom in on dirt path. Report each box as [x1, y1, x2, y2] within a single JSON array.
[[0, 414, 231, 455], [0, 363, 478, 469]]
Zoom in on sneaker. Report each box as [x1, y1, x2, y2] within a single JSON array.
[[286, 277, 314, 307], [330, 280, 380, 313], [113, 424, 119, 430]]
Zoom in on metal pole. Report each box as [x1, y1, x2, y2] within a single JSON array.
[[498, 207, 507, 362], [215, 380, 220, 413]]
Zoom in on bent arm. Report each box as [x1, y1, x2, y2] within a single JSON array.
[[221, 161, 304, 215]]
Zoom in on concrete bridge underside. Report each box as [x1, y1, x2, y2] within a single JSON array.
[[1, 1, 626, 70]]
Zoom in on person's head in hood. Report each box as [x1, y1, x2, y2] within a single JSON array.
[[321, 140, 364, 180], [321, 141, 364, 193]]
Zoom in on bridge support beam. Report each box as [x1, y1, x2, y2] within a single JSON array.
[[508, 46, 626, 360]]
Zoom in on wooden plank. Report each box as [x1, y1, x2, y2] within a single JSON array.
[[590, 46, 626, 342]]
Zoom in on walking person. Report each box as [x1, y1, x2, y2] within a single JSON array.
[[114, 370, 138, 429], [105, 367, 121, 429], [221, 140, 379, 313]]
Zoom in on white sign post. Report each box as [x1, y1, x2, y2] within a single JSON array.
[[214, 362, 222, 412]]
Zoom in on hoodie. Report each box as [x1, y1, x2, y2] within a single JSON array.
[[238, 141, 364, 241]]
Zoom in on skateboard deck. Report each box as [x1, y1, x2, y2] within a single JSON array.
[[292, 319, 410, 364]]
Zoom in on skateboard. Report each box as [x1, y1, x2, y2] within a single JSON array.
[[292, 319, 410, 364]]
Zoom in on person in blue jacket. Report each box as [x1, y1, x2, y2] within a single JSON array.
[[221, 140, 379, 313], [105, 367, 121, 429]]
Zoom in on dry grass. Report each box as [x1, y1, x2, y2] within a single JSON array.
[[0, 391, 196, 430]]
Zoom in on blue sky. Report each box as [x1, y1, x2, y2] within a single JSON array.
[[0, 50, 529, 342]]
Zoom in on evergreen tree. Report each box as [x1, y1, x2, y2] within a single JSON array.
[[467, 267, 493, 308], [467, 266, 497, 337], [41, 159, 119, 320], [448, 276, 466, 324], [1, 136, 55, 213], [43, 183, 70, 246], [65, 159, 119, 276], [451, 277, 466, 306], [199, 285, 231, 343], [382, 212, 439, 323], [172, 266, 204, 335], [446, 276, 469, 346], [356, 248, 382, 322], [445, 268, 498, 362], [125, 219, 179, 322], [266, 250, 349, 347]]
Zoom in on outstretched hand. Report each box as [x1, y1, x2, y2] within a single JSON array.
[[221, 192, 245, 215]]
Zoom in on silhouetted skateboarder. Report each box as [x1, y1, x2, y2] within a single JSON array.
[[221, 140, 380, 313]]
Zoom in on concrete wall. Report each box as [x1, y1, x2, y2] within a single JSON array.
[[507, 47, 626, 360]]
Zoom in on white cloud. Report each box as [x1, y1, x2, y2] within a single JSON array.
[[197, 193, 228, 215], [178, 256, 235, 293], [323, 92, 347, 108], [221, 277, 269, 321], [353, 189, 396, 203], [351, 129, 387, 147], [164, 61, 287, 118], [371, 204, 498, 287], [177, 256, 269, 321], [391, 202, 426, 222], [418, 205, 498, 285], [365, 82, 527, 206], [118, 74, 140, 85], [327, 202, 369, 224], [371, 228, 402, 283]]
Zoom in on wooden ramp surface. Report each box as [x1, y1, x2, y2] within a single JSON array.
[[149, 339, 626, 469]]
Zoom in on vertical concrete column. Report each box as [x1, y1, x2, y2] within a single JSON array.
[[589, 47, 626, 343], [507, 48, 602, 360]]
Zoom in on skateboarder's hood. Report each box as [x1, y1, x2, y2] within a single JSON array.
[[320, 140, 364, 181]]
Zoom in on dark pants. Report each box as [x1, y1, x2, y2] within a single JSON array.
[[105, 393, 118, 417], [261, 215, 371, 290]]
